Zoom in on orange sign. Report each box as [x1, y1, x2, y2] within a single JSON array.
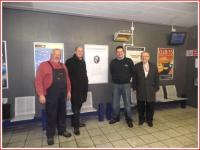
[[157, 48, 174, 80]]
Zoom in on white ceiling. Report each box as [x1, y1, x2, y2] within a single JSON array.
[[3, 2, 198, 27]]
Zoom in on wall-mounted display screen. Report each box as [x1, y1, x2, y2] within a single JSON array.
[[168, 32, 186, 45]]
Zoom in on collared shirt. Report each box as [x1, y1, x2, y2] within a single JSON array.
[[143, 62, 149, 78], [35, 60, 71, 96]]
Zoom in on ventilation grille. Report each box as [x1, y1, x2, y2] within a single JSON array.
[[11, 96, 35, 122]]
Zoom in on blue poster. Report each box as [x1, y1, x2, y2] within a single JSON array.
[[2, 41, 8, 89], [34, 42, 64, 75]]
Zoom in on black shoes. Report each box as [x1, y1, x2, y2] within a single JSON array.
[[147, 122, 153, 127], [47, 131, 71, 145], [74, 128, 80, 135], [139, 120, 145, 125], [109, 118, 133, 127], [127, 120, 133, 128], [109, 119, 120, 124], [71, 123, 86, 127], [139, 119, 153, 127], [47, 137, 54, 145], [79, 123, 86, 127], [58, 131, 72, 137]]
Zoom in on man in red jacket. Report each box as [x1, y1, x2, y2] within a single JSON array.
[[35, 49, 71, 145]]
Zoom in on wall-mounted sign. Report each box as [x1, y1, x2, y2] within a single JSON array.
[[195, 58, 198, 69], [2, 41, 9, 89], [125, 46, 145, 65], [186, 49, 198, 57], [157, 48, 174, 80], [84, 44, 108, 84], [34, 42, 64, 75]]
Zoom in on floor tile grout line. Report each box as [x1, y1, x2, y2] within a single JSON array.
[[3, 106, 198, 148], [102, 128, 115, 148], [85, 124, 96, 147]]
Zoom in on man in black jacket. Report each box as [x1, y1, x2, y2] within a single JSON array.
[[109, 46, 134, 128], [133, 51, 159, 127], [65, 46, 88, 135]]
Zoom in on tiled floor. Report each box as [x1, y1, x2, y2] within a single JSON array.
[[2, 105, 198, 148]]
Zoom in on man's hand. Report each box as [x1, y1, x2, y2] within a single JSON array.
[[39, 95, 46, 104], [67, 92, 71, 100]]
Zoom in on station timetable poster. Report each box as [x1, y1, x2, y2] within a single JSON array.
[[34, 42, 64, 75], [2, 41, 9, 89], [157, 48, 174, 80]]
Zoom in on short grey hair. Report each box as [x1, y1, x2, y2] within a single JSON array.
[[75, 46, 84, 51], [141, 51, 150, 56], [51, 48, 61, 55]]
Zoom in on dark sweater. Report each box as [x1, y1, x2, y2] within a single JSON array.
[[110, 57, 134, 84]]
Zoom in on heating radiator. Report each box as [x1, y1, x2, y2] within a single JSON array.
[[11, 96, 35, 122]]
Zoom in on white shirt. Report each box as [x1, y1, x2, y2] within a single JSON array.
[[143, 62, 149, 78]]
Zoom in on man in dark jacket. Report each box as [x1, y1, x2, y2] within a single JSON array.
[[65, 46, 88, 135], [133, 51, 159, 127], [109, 46, 134, 128]]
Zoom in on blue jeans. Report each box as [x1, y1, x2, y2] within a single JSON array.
[[112, 83, 132, 121]]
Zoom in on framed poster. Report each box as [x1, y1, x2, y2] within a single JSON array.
[[34, 42, 64, 75], [2, 41, 9, 89], [84, 44, 108, 84], [157, 48, 174, 80], [125, 45, 145, 64]]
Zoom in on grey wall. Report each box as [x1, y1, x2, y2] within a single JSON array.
[[185, 26, 198, 107], [2, 8, 197, 117]]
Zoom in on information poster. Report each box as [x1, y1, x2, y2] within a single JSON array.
[[157, 48, 174, 80], [34, 42, 64, 75], [2, 41, 9, 89], [84, 44, 108, 84], [186, 49, 198, 57], [125, 46, 145, 64]]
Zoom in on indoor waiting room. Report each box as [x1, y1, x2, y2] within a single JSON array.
[[1, 1, 198, 149]]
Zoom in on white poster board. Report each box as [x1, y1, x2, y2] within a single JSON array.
[[2, 41, 9, 89], [34, 42, 64, 75], [125, 46, 145, 64], [84, 44, 108, 84]]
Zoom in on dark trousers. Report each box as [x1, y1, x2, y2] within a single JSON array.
[[137, 101, 155, 123], [71, 103, 82, 128], [45, 90, 66, 138]]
